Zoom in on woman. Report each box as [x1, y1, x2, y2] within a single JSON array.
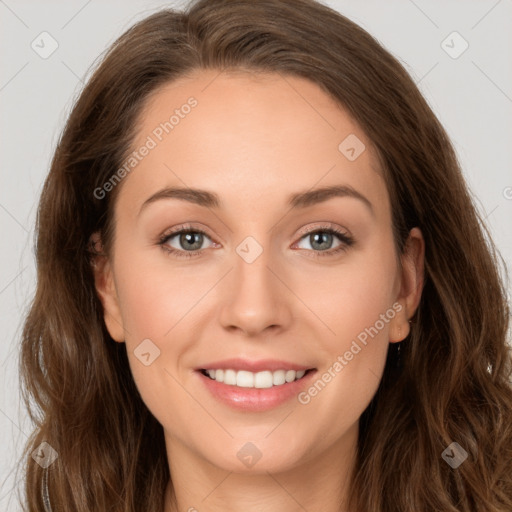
[[18, 0, 512, 510]]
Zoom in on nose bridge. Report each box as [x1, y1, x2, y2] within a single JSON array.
[[218, 234, 291, 334]]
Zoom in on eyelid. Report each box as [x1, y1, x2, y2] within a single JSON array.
[[159, 222, 217, 242], [158, 221, 354, 259], [158, 222, 350, 244], [295, 222, 352, 239]]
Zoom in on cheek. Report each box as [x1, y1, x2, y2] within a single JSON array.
[[294, 237, 398, 415], [295, 240, 398, 351], [114, 259, 194, 427], [113, 249, 191, 340], [295, 264, 397, 443]]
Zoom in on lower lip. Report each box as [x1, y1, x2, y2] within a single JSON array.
[[196, 369, 317, 412]]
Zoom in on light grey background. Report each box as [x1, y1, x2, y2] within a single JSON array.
[[1, 0, 511, 509]]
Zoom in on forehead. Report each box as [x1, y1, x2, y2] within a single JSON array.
[[118, 68, 388, 218]]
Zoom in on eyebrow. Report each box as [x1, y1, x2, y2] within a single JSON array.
[[138, 184, 374, 216]]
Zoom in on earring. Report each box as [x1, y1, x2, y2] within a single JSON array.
[[395, 341, 403, 369], [395, 324, 404, 369], [395, 320, 413, 369]]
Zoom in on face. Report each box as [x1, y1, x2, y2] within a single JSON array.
[[93, 69, 424, 475]]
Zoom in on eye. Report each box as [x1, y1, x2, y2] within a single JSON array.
[[293, 225, 354, 258], [158, 224, 215, 259], [158, 223, 355, 260]]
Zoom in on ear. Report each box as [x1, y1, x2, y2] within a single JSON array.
[[89, 232, 125, 343], [389, 227, 425, 343]]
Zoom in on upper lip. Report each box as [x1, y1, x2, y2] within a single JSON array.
[[196, 358, 315, 373]]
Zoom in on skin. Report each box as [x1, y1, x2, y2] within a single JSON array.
[[92, 68, 424, 512]]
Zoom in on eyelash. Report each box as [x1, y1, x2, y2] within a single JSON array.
[[158, 223, 355, 260]]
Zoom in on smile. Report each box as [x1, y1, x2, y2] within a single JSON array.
[[196, 368, 318, 412], [200, 368, 313, 388]]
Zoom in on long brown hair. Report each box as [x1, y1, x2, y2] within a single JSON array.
[[17, 0, 512, 510]]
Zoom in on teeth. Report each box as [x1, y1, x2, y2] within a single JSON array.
[[202, 368, 308, 388]]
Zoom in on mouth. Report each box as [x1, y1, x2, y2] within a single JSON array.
[[195, 367, 318, 412], [198, 367, 316, 389]]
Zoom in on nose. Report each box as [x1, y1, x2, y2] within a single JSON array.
[[218, 244, 293, 337]]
